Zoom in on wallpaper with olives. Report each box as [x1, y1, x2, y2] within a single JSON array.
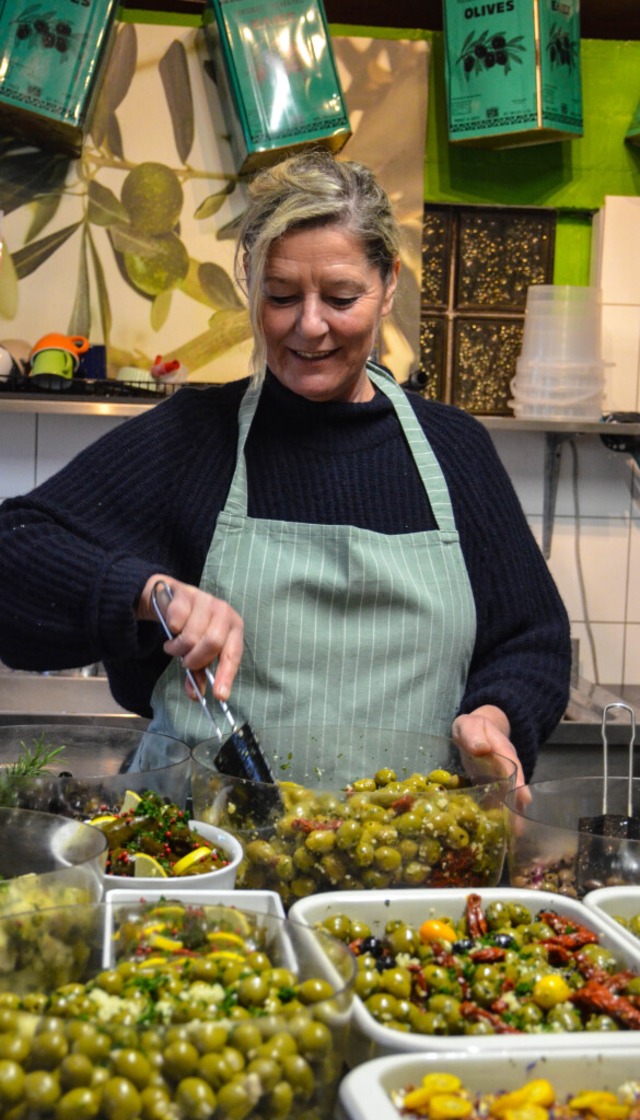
[[0, 22, 428, 384]]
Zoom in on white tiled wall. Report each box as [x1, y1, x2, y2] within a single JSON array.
[[491, 426, 640, 687]]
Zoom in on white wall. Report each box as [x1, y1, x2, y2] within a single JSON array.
[[1, 406, 638, 688]]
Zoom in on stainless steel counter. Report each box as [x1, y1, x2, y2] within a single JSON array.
[[0, 668, 148, 727]]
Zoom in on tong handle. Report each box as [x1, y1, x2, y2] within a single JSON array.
[[151, 579, 235, 739], [601, 701, 636, 817]]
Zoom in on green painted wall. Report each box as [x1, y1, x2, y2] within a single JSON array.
[[334, 26, 640, 285]]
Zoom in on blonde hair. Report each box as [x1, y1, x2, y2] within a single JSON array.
[[235, 150, 401, 385]]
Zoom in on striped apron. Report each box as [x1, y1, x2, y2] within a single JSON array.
[[149, 364, 476, 783]]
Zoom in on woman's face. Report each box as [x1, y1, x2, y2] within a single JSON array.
[[259, 224, 399, 403]]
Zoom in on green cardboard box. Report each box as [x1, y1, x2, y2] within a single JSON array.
[[0, 0, 118, 157], [203, 0, 351, 174], [443, 0, 583, 147]]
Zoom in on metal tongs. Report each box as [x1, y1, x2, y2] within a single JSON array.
[[151, 580, 282, 821], [576, 701, 640, 890]]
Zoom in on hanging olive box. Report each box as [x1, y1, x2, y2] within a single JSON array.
[[203, 0, 351, 175], [443, 0, 583, 148], [0, 0, 118, 157]]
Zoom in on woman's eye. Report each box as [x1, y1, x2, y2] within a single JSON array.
[[329, 296, 357, 308], [267, 294, 296, 305]]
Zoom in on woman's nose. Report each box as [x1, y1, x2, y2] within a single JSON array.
[[297, 296, 327, 336]]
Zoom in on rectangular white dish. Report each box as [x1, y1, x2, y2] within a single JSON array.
[[337, 1047, 640, 1120], [289, 886, 640, 1063], [103, 888, 286, 968], [583, 884, 640, 949]]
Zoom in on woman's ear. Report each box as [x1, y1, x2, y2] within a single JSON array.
[[381, 258, 401, 317]]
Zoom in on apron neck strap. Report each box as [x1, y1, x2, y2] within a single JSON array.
[[225, 365, 456, 533]]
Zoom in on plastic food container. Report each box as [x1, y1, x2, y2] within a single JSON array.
[[0, 724, 192, 814], [337, 1048, 640, 1120], [0, 898, 356, 1118], [288, 886, 640, 1064], [505, 776, 640, 898], [0, 805, 107, 918], [583, 884, 640, 949], [191, 731, 516, 909]]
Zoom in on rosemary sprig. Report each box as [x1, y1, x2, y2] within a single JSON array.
[[4, 733, 67, 777]]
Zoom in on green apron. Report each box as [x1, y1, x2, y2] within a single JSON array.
[[149, 364, 476, 783]]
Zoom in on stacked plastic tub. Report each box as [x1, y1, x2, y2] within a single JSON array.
[[510, 285, 606, 420]]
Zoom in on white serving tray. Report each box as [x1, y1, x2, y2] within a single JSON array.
[[337, 1047, 640, 1120], [583, 884, 640, 950], [103, 888, 286, 968], [289, 886, 640, 1063]]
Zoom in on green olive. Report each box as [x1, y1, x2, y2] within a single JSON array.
[[231, 1022, 262, 1055], [110, 1048, 152, 1090], [297, 978, 334, 1004], [58, 1053, 94, 1091], [139, 1084, 173, 1120], [163, 1039, 200, 1080], [237, 974, 269, 1007], [378, 967, 411, 999], [281, 1052, 313, 1097], [262, 1078, 294, 1119], [197, 1052, 231, 1089], [99, 1076, 142, 1120], [175, 1076, 217, 1119], [215, 1075, 255, 1120], [24, 1069, 62, 1108], [245, 1056, 281, 1092], [54, 1086, 100, 1120], [0, 1034, 30, 1063], [0, 1059, 25, 1105]]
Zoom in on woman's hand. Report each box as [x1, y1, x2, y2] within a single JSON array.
[[451, 704, 525, 789], [137, 575, 244, 702]]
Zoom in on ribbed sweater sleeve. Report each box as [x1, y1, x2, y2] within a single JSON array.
[[0, 374, 570, 778]]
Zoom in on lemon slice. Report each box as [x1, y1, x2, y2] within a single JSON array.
[[150, 934, 184, 952], [120, 789, 143, 813], [200, 905, 252, 937], [173, 847, 213, 876], [206, 949, 247, 963], [149, 904, 187, 921], [205, 931, 246, 949], [134, 853, 168, 878], [89, 814, 119, 829]]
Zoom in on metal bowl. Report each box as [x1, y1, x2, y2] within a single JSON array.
[[0, 805, 107, 917], [505, 776, 640, 897], [0, 724, 191, 815]]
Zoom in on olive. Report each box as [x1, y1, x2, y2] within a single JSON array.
[[297, 978, 334, 1004], [360, 936, 384, 957], [175, 1076, 217, 1118], [354, 968, 380, 999], [59, 1053, 94, 1090], [246, 1055, 281, 1092], [216, 1074, 256, 1120], [110, 1048, 152, 1090], [321, 914, 352, 941], [263, 1078, 294, 1119], [231, 1022, 262, 1055], [55, 1086, 101, 1119], [586, 1014, 619, 1031], [0, 1059, 25, 1105], [163, 1039, 200, 1080], [139, 1084, 174, 1119], [24, 1069, 62, 1108], [452, 938, 474, 953], [282, 1053, 314, 1097], [297, 1019, 332, 1056], [376, 956, 398, 972], [378, 967, 411, 999], [197, 1051, 231, 1089]]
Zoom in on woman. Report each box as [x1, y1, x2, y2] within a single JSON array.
[[0, 151, 570, 785]]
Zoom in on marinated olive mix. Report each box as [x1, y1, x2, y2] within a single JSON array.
[[318, 892, 640, 1036], [390, 1072, 640, 1120], [0, 901, 351, 1119], [91, 792, 230, 878], [207, 768, 506, 907]]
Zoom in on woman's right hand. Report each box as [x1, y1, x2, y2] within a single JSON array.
[[137, 575, 244, 702]]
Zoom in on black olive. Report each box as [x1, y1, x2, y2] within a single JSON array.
[[492, 933, 514, 948], [360, 936, 384, 958], [376, 955, 397, 972], [474, 43, 487, 58], [452, 938, 474, 953]]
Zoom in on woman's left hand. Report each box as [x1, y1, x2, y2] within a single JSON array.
[[451, 704, 525, 789]]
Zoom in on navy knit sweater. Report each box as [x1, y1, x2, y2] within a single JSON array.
[[0, 372, 570, 779]]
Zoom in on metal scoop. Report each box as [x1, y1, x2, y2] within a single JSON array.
[[576, 701, 640, 891], [151, 580, 282, 821]]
